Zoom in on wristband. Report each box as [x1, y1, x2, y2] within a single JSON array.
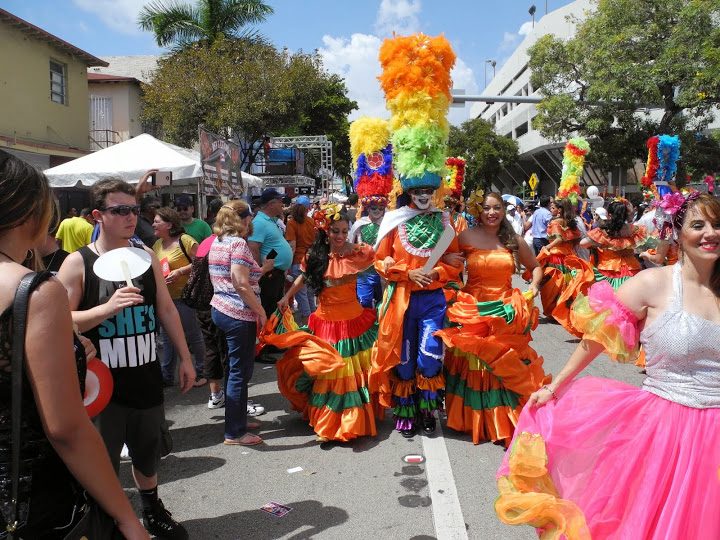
[[541, 385, 558, 400]]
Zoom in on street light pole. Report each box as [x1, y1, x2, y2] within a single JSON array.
[[529, 5, 536, 27], [485, 59, 496, 89]]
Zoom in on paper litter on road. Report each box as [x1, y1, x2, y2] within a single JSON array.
[[287, 466, 303, 474], [261, 502, 293, 517], [263, 366, 273, 370]]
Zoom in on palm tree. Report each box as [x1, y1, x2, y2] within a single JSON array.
[[138, 0, 274, 49]]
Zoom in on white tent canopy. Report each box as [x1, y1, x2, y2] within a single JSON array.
[[44, 133, 263, 189]]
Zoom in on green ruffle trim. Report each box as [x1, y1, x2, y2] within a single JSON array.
[[309, 387, 371, 413], [546, 262, 570, 275], [476, 299, 516, 324], [446, 372, 522, 410], [333, 324, 378, 358], [405, 213, 444, 250], [393, 403, 417, 419], [296, 371, 314, 394], [418, 396, 443, 414], [593, 269, 631, 291], [378, 281, 396, 319]]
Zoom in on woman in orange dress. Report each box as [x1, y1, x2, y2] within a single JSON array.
[[579, 199, 651, 290], [436, 192, 550, 445], [533, 198, 587, 324], [271, 206, 377, 442]]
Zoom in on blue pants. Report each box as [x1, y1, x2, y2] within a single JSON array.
[[211, 309, 257, 440], [290, 263, 316, 316], [393, 288, 446, 428], [357, 269, 383, 309]]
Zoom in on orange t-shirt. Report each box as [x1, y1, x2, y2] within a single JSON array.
[[285, 217, 317, 264]]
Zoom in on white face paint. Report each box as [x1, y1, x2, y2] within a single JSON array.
[[368, 205, 385, 222], [410, 191, 433, 210]]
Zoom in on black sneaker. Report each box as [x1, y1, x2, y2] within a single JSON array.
[[421, 416, 436, 435], [143, 499, 188, 540]]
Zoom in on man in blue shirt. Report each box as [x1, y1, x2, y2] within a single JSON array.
[[531, 195, 553, 255], [248, 188, 293, 318]]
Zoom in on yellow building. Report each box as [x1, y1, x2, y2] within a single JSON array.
[[0, 8, 108, 168]]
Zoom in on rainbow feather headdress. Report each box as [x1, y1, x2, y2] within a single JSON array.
[[443, 157, 466, 203], [349, 117, 393, 207], [557, 138, 590, 204], [639, 135, 681, 200], [378, 33, 456, 191]]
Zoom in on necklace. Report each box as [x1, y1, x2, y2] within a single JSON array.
[[0, 249, 18, 263], [45, 250, 59, 270]]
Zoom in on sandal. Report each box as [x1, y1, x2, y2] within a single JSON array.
[[193, 377, 208, 387], [224, 433, 263, 446]]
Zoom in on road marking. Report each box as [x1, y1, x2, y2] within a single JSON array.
[[422, 415, 469, 540]]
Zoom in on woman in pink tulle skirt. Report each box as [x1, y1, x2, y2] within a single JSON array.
[[495, 192, 720, 539]]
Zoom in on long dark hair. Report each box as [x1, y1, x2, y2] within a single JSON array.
[[553, 198, 578, 231], [304, 217, 349, 294], [483, 193, 521, 273], [600, 200, 628, 237]]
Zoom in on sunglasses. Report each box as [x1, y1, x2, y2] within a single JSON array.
[[99, 204, 141, 216], [176, 205, 189, 211], [410, 188, 435, 196]]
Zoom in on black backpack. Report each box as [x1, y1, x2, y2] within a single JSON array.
[[179, 236, 214, 310]]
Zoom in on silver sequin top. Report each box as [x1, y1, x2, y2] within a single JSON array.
[[640, 264, 720, 408]]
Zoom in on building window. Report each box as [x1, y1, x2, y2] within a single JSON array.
[[50, 60, 66, 105], [515, 122, 529, 138]]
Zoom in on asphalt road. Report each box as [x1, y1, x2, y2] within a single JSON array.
[[121, 275, 645, 539]]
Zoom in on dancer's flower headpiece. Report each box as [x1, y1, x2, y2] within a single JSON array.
[[349, 117, 393, 209], [654, 190, 700, 241], [464, 188, 485, 219], [312, 204, 344, 231], [378, 33, 456, 192], [557, 138, 590, 204]]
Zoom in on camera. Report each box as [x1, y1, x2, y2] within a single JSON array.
[[151, 170, 173, 187]]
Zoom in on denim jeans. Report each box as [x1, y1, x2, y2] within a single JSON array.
[[289, 263, 316, 316], [211, 308, 257, 439], [160, 299, 205, 383], [533, 237, 549, 256]]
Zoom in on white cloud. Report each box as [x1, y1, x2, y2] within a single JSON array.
[[73, 0, 147, 34], [374, 0, 421, 37], [518, 21, 533, 36], [318, 33, 386, 121], [448, 58, 478, 126], [499, 31, 520, 52]]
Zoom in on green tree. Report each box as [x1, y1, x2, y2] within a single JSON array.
[[138, 0, 273, 49], [448, 118, 519, 192], [529, 0, 720, 173], [140, 37, 356, 175]]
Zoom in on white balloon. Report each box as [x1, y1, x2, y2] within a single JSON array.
[[586, 186, 599, 199]]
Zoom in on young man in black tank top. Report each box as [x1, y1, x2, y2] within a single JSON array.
[[58, 178, 195, 540]]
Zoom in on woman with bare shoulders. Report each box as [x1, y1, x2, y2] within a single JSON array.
[[496, 193, 720, 538], [0, 150, 147, 538], [436, 192, 550, 446]]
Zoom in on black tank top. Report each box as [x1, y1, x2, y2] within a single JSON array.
[[77, 244, 163, 409]]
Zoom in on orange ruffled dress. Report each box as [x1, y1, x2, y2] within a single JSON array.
[[531, 220, 583, 316], [584, 225, 650, 289], [271, 244, 378, 442], [436, 248, 550, 445]]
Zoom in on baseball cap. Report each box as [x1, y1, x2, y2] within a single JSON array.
[[175, 195, 193, 207], [507, 204, 516, 211], [595, 207, 608, 219], [261, 188, 284, 205], [296, 195, 311, 207]]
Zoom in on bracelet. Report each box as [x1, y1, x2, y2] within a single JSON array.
[[541, 385, 558, 400]]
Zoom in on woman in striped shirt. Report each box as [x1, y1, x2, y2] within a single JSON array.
[[209, 200, 273, 446]]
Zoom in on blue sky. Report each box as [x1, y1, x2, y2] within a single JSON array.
[[3, 0, 574, 124]]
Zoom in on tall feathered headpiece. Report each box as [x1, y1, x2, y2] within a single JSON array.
[[378, 33, 456, 192], [639, 135, 681, 200], [443, 157, 466, 203], [349, 117, 393, 208], [557, 138, 590, 204]]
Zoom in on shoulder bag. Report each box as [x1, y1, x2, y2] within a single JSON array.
[[6, 272, 119, 539]]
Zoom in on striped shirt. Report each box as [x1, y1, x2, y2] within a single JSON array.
[[208, 235, 261, 321]]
